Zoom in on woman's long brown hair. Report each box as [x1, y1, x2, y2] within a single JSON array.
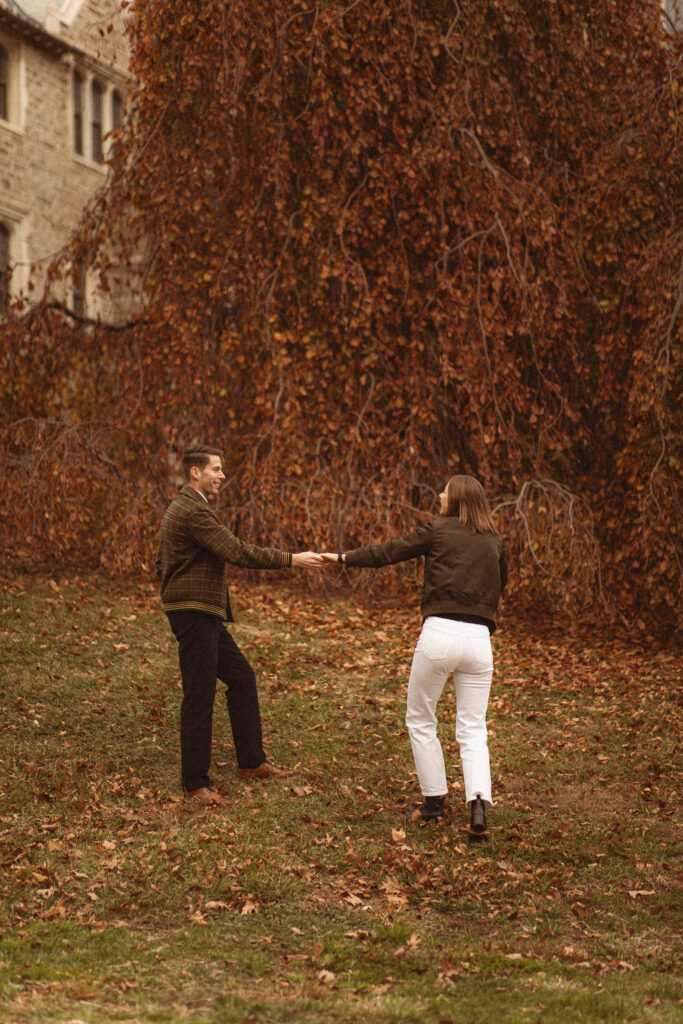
[[444, 475, 498, 535]]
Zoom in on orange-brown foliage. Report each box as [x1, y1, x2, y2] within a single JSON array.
[[1, 0, 681, 636]]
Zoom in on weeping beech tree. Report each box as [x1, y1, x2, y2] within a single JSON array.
[[1, 0, 681, 636]]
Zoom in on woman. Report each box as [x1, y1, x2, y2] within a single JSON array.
[[323, 475, 507, 833]]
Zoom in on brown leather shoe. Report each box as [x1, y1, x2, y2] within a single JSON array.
[[238, 762, 293, 779], [185, 787, 228, 806]]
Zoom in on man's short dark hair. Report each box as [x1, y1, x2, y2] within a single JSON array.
[[181, 444, 224, 480]]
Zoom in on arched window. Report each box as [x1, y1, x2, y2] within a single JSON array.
[[112, 89, 123, 132], [91, 80, 103, 161], [0, 223, 10, 307], [0, 45, 8, 122], [73, 71, 83, 154]]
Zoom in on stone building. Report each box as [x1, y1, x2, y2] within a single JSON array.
[[0, 0, 129, 318], [663, 0, 683, 31]]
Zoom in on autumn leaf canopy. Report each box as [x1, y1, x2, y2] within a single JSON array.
[[1, 0, 681, 636]]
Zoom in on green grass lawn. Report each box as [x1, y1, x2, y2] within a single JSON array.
[[0, 572, 680, 1023]]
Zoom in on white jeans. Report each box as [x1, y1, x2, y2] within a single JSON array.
[[405, 616, 493, 805]]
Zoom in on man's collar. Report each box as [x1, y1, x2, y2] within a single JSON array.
[[181, 484, 209, 503]]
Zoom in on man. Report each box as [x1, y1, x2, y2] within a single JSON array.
[[156, 444, 322, 806]]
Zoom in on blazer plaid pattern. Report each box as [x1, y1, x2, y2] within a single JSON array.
[[156, 485, 292, 620]]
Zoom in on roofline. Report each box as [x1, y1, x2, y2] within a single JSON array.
[[0, 6, 70, 55], [0, 5, 128, 84], [0, 4, 128, 72]]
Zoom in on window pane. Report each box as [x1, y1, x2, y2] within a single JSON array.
[[0, 223, 9, 308], [73, 72, 83, 154], [91, 80, 103, 162], [0, 45, 8, 122], [112, 89, 123, 131], [73, 260, 86, 318]]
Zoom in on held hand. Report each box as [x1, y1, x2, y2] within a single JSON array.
[[320, 552, 344, 564], [291, 551, 326, 568]]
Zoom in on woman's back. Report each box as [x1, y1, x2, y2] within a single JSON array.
[[422, 518, 505, 627]]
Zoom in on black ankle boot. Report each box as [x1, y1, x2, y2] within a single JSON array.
[[404, 794, 446, 822], [469, 797, 487, 834]]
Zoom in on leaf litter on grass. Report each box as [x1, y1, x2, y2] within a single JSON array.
[[0, 572, 681, 1023]]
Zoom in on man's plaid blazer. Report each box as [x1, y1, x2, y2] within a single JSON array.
[[156, 485, 292, 620]]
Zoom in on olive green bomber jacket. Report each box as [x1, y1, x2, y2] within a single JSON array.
[[345, 518, 507, 631], [156, 486, 292, 620]]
